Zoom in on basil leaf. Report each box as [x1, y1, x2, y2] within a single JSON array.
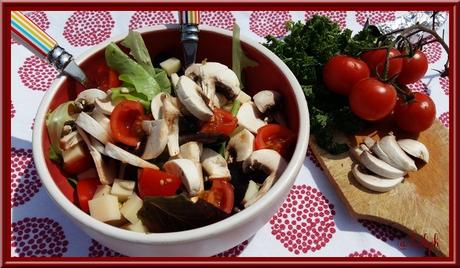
[[138, 195, 229, 233]]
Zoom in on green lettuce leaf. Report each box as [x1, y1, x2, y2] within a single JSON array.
[[232, 23, 258, 88], [138, 195, 229, 233], [120, 30, 156, 77], [110, 87, 151, 110], [105, 42, 161, 101], [46, 101, 77, 162], [153, 68, 171, 94]]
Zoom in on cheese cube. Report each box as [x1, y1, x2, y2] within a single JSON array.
[[93, 185, 112, 199], [123, 220, 149, 233], [120, 193, 143, 224], [111, 179, 135, 202], [88, 195, 121, 222]]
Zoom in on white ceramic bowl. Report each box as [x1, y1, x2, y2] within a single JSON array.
[[33, 25, 309, 256]]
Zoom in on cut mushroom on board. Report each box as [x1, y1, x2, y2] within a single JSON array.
[[104, 143, 159, 170], [227, 129, 255, 162], [76, 88, 107, 106], [175, 76, 213, 121], [141, 120, 168, 160], [253, 90, 281, 114], [359, 151, 406, 179], [162, 94, 180, 157], [242, 149, 287, 207], [75, 112, 112, 144], [378, 133, 417, 172], [163, 159, 204, 196], [236, 102, 267, 134], [397, 139, 430, 163], [185, 62, 241, 104], [351, 164, 404, 192], [201, 148, 231, 180], [77, 127, 116, 185]]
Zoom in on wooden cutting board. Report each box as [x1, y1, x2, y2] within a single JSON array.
[[309, 120, 449, 256]]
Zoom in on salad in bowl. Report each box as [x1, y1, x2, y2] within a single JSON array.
[[33, 24, 308, 256]]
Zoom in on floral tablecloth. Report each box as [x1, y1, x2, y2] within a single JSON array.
[[10, 10, 449, 257]]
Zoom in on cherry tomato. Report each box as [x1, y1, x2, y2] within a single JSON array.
[[323, 55, 370, 95], [200, 108, 238, 136], [394, 92, 436, 133], [396, 50, 429, 85], [97, 63, 121, 91], [349, 78, 397, 121], [77, 178, 100, 213], [63, 147, 93, 175], [138, 168, 182, 198], [110, 100, 145, 146], [361, 48, 403, 79], [201, 179, 234, 214], [255, 124, 296, 157]]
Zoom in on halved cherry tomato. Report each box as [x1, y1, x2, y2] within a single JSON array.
[[361, 48, 403, 79], [200, 109, 237, 136], [97, 63, 121, 91], [394, 92, 436, 133], [77, 178, 100, 213], [138, 168, 182, 198], [201, 179, 234, 214], [255, 124, 296, 157], [110, 100, 145, 146]]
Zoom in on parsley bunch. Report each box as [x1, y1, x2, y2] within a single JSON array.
[[264, 16, 380, 154]]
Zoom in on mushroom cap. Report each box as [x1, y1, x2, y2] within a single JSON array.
[[163, 159, 204, 196], [253, 90, 281, 114], [76, 88, 107, 105], [141, 120, 169, 160], [175, 76, 213, 121], [243, 149, 287, 176], [201, 148, 231, 180], [227, 129, 254, 162], [179, 141, 203, 163], [236, 102, 267, 134]]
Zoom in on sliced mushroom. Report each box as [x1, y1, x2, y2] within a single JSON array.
[[75, 112, 112, 144], [91, 109, 112, 137], [77, 127, 115, 185], [397, 139, 429, 163], [179, 141, 203, 163], [104, 142, 159, 170], [211, 93, 228, 108], [95, 98, 115, 115], [175, 76, 213, 121], [76, 88, 107, 106], [59, 131, 82, 151], [236, 102, 267, 134], [352, 164, 404, 192], [170, 73, 180, 90], [253, 90, 281, 114], [227, 129, 254, 162], [162, 94, 180, 157], [242, 149, 287, 207], [359, 151, 406, 179], [150, 92, 166, 120], [379, 134, 417, 172], [163, 159, 204, 196], [141, 120, 168, 160], [185, 62, 241, 102], [201, 148, 231, 180]]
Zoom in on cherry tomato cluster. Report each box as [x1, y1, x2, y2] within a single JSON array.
[[322, 48, 435, 133]]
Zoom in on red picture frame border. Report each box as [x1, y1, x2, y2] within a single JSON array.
[[1, 1, 458, 266]]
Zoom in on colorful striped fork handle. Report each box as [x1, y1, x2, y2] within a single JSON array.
[[179, 11, 200, 68], [179, 11, 200, 25]]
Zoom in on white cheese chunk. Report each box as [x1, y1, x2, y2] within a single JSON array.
[[93, 185, 112, 199], [122, 220, 149, 233], [88, 195, 121, 222], [120, 193, 143, 224], [110, 179, 136, 202]]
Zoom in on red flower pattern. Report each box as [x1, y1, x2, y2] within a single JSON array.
[[129, 11, 176, 30], [249, 11, 292, 38], [63, 11, 114, 46], [355, 11, 396, 26], [18, 56, 58, 91], [439, 112, 449, 128], [11, 147, 42, 207], [348, 248, 386, 257], [201, 11, 236, 31], [358, 219, 406, 242], [305, 11, 347, 28], [213, 240, 249, 257]]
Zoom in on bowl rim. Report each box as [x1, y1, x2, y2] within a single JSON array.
[[33, 24, 310, 245]]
